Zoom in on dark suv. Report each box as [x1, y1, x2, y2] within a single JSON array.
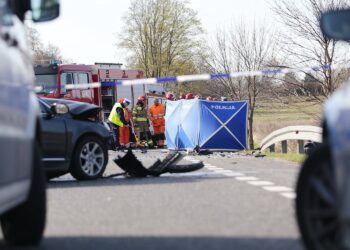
[[0, 0, 59, 246]]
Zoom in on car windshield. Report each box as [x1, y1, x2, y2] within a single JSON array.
[[35, 74, 57, 94]]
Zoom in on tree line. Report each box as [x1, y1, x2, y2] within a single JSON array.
[[118, 0, 350, 148], [28, 0, 350, 149], [26, 25, 65, 64]]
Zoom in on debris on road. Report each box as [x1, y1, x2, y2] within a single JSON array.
[[111, 150, 204, 178], [253, 151, 266, 158]]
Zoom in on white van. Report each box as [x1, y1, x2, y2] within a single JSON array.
[[0, 0, 59, 246]]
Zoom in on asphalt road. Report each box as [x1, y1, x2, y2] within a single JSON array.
[[0, 150, 303, 250]]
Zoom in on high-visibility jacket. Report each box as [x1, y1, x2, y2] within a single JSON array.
[[148, 103, 165, 127], [108, 102, 124, 127], [132, 104, 148, 122]]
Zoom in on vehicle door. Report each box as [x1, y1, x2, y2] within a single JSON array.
[[77, 72, 94, 103], [61, 71, 73, 99], [0, 3, 33, 185], [39, 100, 67, 162], [61, 71, 92, 103]]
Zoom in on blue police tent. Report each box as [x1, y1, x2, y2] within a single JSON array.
[[165, 99, 248, 151]]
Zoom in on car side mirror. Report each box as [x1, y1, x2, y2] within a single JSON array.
[[320, 9, 350, 41], [31, 0, 60, 22], [50, 103, 69, 115]]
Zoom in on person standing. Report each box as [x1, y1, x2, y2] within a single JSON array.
[[132, 96, 153, 147], [108, 98, 130, 150], [119, 100, 131, 148], [148, 98, 165, 148]]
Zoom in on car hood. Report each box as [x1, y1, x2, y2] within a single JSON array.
[[68, 103, 101, 119], [42, 98, 101, 119]]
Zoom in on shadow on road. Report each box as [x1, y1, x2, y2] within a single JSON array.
[[47, 173, 229, 190], [0, 236, 302, 250]]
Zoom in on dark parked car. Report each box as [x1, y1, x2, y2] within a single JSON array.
[[39, 98, 111, 180], [296, 9, 350, 250], [0, 0, 59, 246]]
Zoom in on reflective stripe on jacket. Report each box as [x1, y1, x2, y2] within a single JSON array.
[[133, 104, 148, 122], [108, 102, 124, 127]]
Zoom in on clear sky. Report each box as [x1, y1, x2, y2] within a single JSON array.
[[32, 0, 277, 65]]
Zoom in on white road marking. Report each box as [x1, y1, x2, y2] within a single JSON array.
[[113, 155, 297, 201], [223, 172, 245, 177], [210, 167, 224, 170], [213, 170, 235, 174], [112, 175, 126, 179], [263, 186, 293, 192], [205, 166, 220, 169], [235, 176, 259, 181], [161, 172, 225, 178], [198, 160, 297, 200], [280, 192, 296, 199], [247, 181, 274, 186]]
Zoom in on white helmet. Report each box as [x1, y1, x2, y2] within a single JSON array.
[[123, 98, 131, 105]]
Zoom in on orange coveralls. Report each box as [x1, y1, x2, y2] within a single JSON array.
[[148, 103, 165, 145], [119, 108, 131, 146]]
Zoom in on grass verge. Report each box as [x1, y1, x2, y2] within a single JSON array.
[[264, 152, 306, 164]]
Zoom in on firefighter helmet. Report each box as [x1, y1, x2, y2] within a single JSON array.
[[185, 93, 194, 99], [120, 98, 130, 105], [138, 95, 146, 102], [166, 92, 174, 100]]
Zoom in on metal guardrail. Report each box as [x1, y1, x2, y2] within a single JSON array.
[[260, 126, 322, 152]]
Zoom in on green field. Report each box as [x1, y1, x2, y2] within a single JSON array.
[[253, 97, 322, 143], [252, 97, 322, 162], [264, 152, 306, 164]]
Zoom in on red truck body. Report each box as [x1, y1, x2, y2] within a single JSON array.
[[34, 63, 166, 120], [35, 64, 95, 103]]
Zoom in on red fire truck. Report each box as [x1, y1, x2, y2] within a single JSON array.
[[34, 62, 166, 120]]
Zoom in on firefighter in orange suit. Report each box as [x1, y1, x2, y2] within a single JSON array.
[[119, 98, 131, 148], [148, 98, 165, 148]]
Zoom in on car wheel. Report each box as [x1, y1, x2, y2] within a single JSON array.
[[70, 136, 108, 180], [0, 142, 46, 246], [296, 143, 339, 250]]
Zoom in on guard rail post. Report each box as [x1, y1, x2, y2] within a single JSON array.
[[281, 140, 288, 154], [298, 140, 304, 154]]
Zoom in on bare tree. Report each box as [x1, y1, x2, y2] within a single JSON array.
[[201, 29, 246, 100], [119, 0, 203, 78], [26, 25, 64, 64], [271, 0, 350, 98], [204, 22, 277, 149]]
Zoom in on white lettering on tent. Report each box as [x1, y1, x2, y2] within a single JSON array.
[[210, 105, 236, 110]]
